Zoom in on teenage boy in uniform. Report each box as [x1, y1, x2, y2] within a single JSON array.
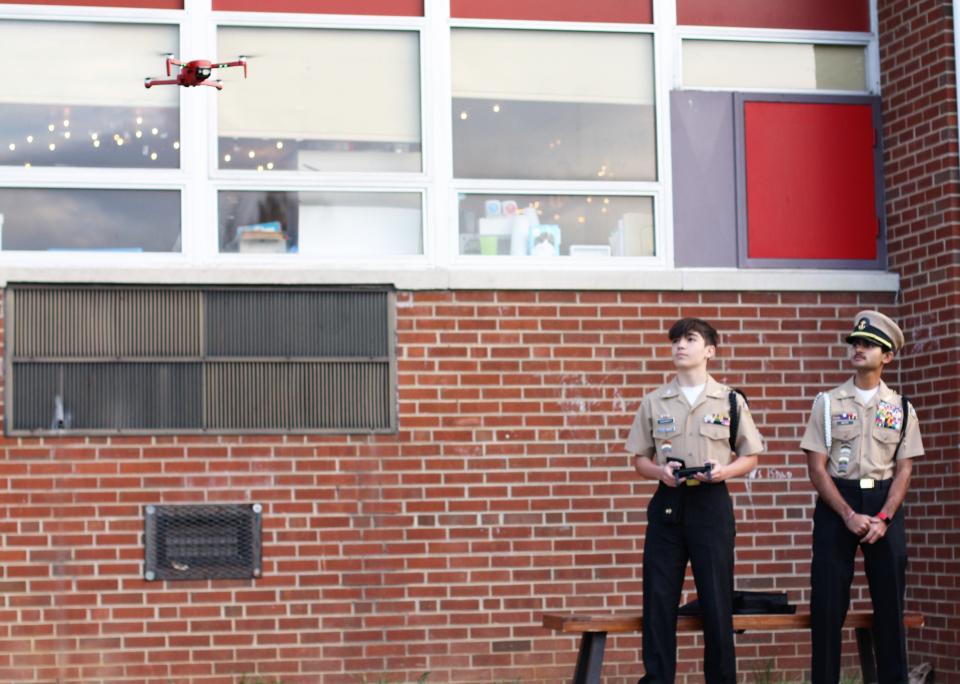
[[626, 318, 764, 684], [801, 310, 923, 684]]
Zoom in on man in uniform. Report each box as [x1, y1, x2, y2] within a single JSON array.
[[801, 310, 923, 684], [626, 318, 764, 684]]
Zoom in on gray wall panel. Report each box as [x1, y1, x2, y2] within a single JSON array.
[[671, 91, 738, 268]]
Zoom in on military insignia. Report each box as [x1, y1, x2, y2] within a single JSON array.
[[703, 414, 731, 427], [875, 401, 903, 430], [857, 318, 868, 330], [833, 413, 858, 426], [837, 445, 851, 474], [655, 415, 676, 433], [661, 441, 673, 456]]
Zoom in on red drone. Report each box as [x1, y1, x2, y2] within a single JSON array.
[[145, 54, 247, 90]]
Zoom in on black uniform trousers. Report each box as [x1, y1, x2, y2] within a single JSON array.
[[811, 478, 908, 684], [639, 481, 737, 684]]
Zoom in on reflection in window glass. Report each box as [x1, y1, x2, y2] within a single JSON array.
[[217, 28, 421, 173], [0, 21, 179, 169], [451, 30, 656, 181], [682, 40, 867, 91], [458, 194, 654, 257], [0, 189, 181, 251], [218, 191, 422, 257]]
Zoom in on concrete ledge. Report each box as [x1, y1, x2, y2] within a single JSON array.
[[0, 265, 900, 292]]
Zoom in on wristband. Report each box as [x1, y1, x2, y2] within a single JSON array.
[[844, 510, 856, 523], [877, 511, 891, 526]]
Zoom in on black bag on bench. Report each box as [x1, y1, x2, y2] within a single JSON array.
[[677, 590, 796, 616]]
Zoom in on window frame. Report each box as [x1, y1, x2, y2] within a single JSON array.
[[0, 0, 895, 292], [445, 15, 668, 267]]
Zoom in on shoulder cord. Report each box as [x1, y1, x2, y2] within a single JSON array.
[[728, 391, 739, 453], [815, 392, 831, 451], [895, 396, 909, 459]]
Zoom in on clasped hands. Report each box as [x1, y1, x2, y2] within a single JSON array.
[[844, 511, 888, 544]]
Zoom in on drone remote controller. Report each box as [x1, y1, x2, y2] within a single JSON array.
[[666, 457, 712, 484]]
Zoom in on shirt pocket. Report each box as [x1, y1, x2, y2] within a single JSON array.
[[653, 427, 681, 461], [828, 424, 859, 460], [699, 422, 731, 463], [872, 426, 901, 444]]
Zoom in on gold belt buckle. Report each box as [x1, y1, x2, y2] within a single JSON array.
[[859, 478, 875, 490], [685, 479, 701, 487]]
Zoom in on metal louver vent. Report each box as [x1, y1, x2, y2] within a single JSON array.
[[6, 285, 396, 434], [144, 504, 262, 581]]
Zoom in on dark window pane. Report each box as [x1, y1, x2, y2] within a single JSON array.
[[0, 188, 181, 252]]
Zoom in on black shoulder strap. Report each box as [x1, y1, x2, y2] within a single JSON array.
[[728, 389, 748, 453], [896, 395, 909, 459]]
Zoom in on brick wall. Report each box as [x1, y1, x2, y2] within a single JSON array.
[[878, 0, 960, 679], [3, 289, 927, 684]]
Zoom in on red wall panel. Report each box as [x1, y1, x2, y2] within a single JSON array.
[[452, 0, 652, 24], [678, 0, 870, 32], [744, 101, 877, 261], [212, 0, 421, 14]]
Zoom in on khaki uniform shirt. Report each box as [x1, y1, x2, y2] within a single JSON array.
[[625, 375, 764, 466], [800, 378, 923, 480]]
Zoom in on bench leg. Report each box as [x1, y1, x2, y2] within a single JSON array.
[[855, 627, 878, 684], [572, 631, 607, 684]]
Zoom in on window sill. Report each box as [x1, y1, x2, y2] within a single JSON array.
[[0, 263, 899, 292]]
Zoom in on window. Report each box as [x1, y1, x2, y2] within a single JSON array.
[[0, 20, 179, 169], [451, 27, 658, 260], [0, 1, 886, 285], [218, 190, 422, 256], [682, 40, 867, 92], [0, 188, 180, 252], [6, 285, 397, 434], [216, 26, 422, 174]]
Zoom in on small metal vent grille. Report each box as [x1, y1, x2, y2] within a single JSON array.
[[6, 285, 396, 435], [144, 504, 262, 581]]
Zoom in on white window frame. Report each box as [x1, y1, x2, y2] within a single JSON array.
[[0, 0, 898, 293]]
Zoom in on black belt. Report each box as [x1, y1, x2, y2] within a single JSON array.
[[832, 476, 892, 491]]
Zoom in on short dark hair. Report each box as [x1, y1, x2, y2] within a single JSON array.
[[668, 318, 719, 348]]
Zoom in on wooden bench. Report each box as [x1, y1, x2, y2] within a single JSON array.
[[542, 610, 925, 684]]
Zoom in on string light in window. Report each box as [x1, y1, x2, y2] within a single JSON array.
[[266, 162, 274, 170], [586, 197, 593, 203], [173, 141, 180, 150], [248, 150, 255, 158], [135, 130, 143, 138], [63, 131, 71, 139], [256, 164, 264, 171], [7, 143, 14, 151], [91, 133, 98, 141], [459, 111, 468, 120], [48, 124, 55, 132], [151, 128, 159, 135], [24, 162, 30, 168], [26, 135, 33, 143], [48, 143, 56, 151], [63, 119, 70, 128], [492, 104, 501, 113], [136, 116, 143, 125], [93, 140, 100, 148], [276, 141, 284, 149], [224, 154, 232, 162], [150, 152, 158, 161]]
